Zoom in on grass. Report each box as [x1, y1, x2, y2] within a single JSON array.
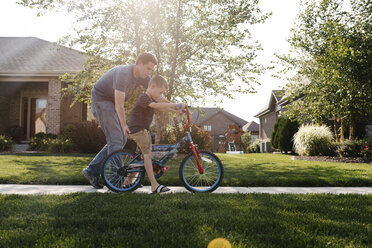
[[0, 193, 371, 248], [0, 153, 371, 186]]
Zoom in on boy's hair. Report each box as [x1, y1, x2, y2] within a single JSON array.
[[149, 75, 168, 89], [136, 53, 157, 65]]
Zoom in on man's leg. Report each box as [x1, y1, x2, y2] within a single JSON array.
[[83, 100, 126, 188]]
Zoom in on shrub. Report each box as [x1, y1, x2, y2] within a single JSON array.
[[334, 139, 372, 160], [0, 135, 14, 151], [362, 145, 371, 161], [246, 139, 263, 153], [29, 133, 58, 151], [6, 125, 22, 144], [271, 117, 299, 153], [241, 132, 252, 148], [160, 123, 212, 153], [46, 138, 73, 153], [293, 124, 334, 156], [61, 121, 106, 153], [335, 140, 364, 157]]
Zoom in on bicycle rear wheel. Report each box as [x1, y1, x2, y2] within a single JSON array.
[[179, 150, 223, 193], [101, 150, 145, 193]]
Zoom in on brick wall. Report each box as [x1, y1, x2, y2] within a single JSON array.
[[60, 94, 84, 129], [46, 79, 62, 135]]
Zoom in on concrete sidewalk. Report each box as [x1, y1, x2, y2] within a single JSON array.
[[0, 184, 371, 195]]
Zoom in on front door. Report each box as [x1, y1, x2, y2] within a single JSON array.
[[21, 97, 47, 140]]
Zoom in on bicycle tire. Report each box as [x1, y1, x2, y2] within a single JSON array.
[[179, 150, 223, 193], [101, 149, 145, 193]]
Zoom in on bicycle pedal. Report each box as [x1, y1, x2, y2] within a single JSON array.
[[161, 166, 170, 172]]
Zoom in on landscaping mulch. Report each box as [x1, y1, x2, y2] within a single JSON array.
[[292, 155, 370, 164]]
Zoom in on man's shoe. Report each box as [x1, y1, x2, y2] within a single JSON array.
[[82, 169, 103, 189]]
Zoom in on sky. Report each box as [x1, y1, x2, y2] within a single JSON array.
[[0, 0, 300, 123]]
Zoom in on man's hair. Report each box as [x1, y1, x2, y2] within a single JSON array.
[[149, 75, 168, 89], [136, 53, 157, 65]]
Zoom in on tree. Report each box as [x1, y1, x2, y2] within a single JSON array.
[[271, 116, 299, 153], [18, 0, 270, 142], [278, 0, 372, 140]]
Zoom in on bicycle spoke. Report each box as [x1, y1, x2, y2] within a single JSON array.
[[181, 152, 223, 192]]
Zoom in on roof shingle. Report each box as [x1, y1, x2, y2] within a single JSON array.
[[0, 37, 87, 75]]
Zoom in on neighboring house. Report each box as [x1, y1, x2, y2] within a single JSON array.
[[255, 89, 372, 142], [242, 121, 259, 143], [254, 90, 286, 140], [189, 107, 248, 152], [0, 37, 88, 141]]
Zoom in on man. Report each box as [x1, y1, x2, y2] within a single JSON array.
[[82, 53, 159, 188]]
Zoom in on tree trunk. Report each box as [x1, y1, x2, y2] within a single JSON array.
[[334, 116, 339, 142], [340, 118, 345, 142], [155, 0, 182, 143], [349, 114, 355, 140], [154, 111, 169, 144]]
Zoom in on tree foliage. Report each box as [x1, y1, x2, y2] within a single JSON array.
[[278, 0, 372, 140], [18, 0, 269, 106]]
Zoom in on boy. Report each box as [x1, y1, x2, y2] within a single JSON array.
[[127, 75, 185, 193]]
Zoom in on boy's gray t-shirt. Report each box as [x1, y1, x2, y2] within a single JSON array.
[[91, 64, 149, 102]]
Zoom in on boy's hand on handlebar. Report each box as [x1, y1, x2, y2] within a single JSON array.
[[176, 103, 187, 109]]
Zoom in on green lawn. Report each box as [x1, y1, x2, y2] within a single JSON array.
[[0, 193, 371, 248], [0, 153, 371, 186]]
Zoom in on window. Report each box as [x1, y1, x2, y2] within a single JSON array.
[[204, 125, 212, 132], [82, 102, 88, 121]]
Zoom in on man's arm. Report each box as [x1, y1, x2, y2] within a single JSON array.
[[114, 89, 131, 137]]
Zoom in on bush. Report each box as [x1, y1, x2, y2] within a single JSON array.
[[335, 140, 364, 157], [362, 145, 371, 161], [61, 121, 106, 153], [160, 123, 212, 153], [45, 138, 73, 153], [0, 135, 14, 151], [334, 139, 372, 160], [6, 125, 22, 144], [293, 124, 334, 156], [241, 132, 252, 148], [271, 117, 299, 153], [246, 139, 262, 153], [29, 133, 58, 151]]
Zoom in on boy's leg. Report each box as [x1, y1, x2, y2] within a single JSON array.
[[142, 153, 162, 192]]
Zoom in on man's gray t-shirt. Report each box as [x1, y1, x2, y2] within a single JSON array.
[[91, 64, 150, 103]]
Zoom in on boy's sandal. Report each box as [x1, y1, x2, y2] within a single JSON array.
[[151, 185, 170, 194]]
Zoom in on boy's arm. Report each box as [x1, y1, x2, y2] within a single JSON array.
[[152, 96, 170, 103], [149, 102, 185, 113]]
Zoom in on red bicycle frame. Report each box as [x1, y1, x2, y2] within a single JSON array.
[[184, 108, 204, 174]]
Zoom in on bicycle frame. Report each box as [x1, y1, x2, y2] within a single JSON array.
[[125, 108, 204, 176]]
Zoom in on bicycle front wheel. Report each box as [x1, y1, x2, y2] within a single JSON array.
[[179, 150, 223, 193], [101, 150, 145, 193]]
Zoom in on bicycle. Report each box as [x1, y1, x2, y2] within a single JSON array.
[[101, 107, 224, 193]]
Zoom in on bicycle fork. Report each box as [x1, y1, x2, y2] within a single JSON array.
[[190, 143, 204, 174]]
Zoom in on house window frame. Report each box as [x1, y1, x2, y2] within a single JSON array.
[[204, 124, 212, 132]]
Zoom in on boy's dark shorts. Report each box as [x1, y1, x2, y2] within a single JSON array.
[[129, 129, 152, 154]]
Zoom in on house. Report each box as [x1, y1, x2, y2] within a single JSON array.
[[189, 107, 248, 152], [242, 121, 259, 142], [254, 90, 287, 140], [0, 37, 88, 141]]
